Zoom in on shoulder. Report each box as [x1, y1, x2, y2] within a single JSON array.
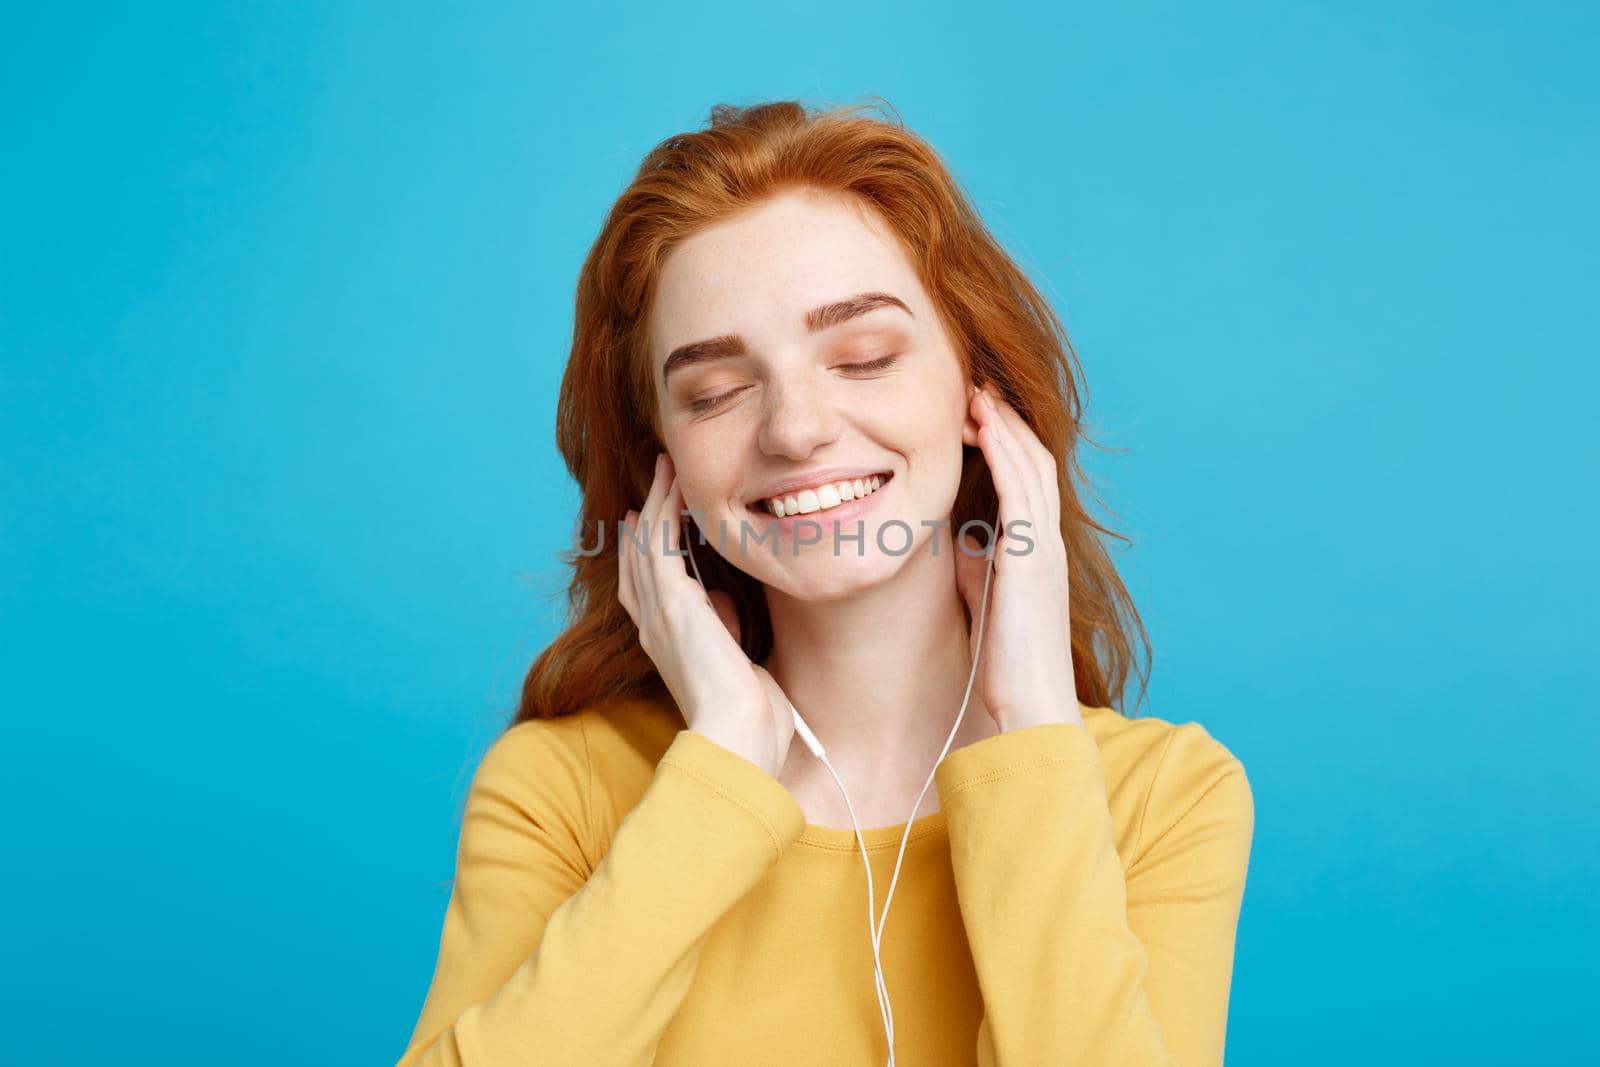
[[1081, 703, 1248, 789], [478, 692, 683, 783], [1080, 704, 1253, 858], [455, 714, 594, 876], [474, 709, 591, 800], [470, 693, 686, 854]]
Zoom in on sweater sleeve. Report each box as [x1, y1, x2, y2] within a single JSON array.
[[396, 722, 807, 1066], [932, 719, 1254, 1066]]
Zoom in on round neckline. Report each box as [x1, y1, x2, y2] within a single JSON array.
[[796, 807, 949, 851]]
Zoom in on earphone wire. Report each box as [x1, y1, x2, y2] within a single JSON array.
[[868, 519, 996, 1061], [680, 513, 1001, 1067]]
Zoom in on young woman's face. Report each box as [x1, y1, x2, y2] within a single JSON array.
[[646, 187, 978, 599]]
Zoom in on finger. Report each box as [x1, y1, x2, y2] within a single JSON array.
[[650, 475, 692, 587], [989, 389, 1060, 536], [630, 500, 661, 621], [619, 509, 640, 620], [976, 401, 1037, 556], [979, 425, 1027, 562], [632, 455, 673, 624], [638, 453, 670, 560], [983, 394, 1069, 592], [983, 388, 1055, 520], [990, 390, 1065, 541]]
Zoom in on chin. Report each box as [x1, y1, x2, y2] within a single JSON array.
[[763, 545, 904, 603]]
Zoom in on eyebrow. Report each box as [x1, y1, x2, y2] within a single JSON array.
[[661, 290, 914, 381]]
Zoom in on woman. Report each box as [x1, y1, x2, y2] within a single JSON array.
[[397, 99, 1254, 1066]]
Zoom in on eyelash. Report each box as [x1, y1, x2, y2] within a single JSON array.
[[686, 353, 903, 415]]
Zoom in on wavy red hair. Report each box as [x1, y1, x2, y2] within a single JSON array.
[[514, 97, 1151, 727]]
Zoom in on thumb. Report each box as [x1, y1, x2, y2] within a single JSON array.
[[953, 531, 989, 616]]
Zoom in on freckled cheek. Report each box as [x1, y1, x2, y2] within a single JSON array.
[[892, 409, 969, 485], [669, 460, 742, 518], [888, 407, 947, 452]]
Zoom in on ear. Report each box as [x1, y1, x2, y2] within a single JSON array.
[[961, 381, 982, 448]]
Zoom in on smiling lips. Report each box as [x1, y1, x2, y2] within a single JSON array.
[[760, 472, 891, 517]]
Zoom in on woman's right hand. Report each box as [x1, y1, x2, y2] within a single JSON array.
[[618, 451, 798, 779]]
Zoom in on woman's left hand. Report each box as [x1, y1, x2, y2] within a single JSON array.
[[954, 382, 1084, 733]]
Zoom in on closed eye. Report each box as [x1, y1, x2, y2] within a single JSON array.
[[839, 353, 901, 374], [685, 353, 903, 415], [687, 386, 750, 415]]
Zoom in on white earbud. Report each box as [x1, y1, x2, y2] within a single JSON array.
[[683, 514, 1000, 1067], [788, 698, 828, 760]]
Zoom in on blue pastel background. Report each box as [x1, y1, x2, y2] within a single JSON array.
[[4, 3, 1595, 1063]]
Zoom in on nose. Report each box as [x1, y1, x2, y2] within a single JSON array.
[[756, 372, 842, 460]]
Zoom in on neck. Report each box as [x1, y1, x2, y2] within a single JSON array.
[[760, 538, 996, 788]]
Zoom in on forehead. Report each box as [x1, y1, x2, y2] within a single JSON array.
[[647, 189, 925, 368]]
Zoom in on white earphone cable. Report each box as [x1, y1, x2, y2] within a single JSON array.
[[867, 526, 996, 1063], [683, 514, 1000, 1067]]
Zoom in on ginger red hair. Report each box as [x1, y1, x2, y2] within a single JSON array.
[[514, 98, 1151, 725]]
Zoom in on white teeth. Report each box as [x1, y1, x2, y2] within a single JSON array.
[[764, 474, 887, 517]]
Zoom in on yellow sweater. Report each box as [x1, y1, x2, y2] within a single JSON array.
[[397, 696, 1254, 1065]]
